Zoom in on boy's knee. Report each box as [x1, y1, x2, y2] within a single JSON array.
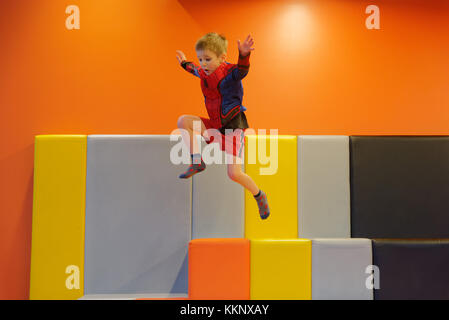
[[227, 169, 241, 182], [177, 115, 189, 129]]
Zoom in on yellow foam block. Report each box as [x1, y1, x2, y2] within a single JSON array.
[[30, 135, 87, 300], [250, 239, 312, 300], [244, 135, 298, 239]]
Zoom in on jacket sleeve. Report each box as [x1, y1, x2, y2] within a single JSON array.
[[232, 52, 251, 80], [181, 61, 201, 78]]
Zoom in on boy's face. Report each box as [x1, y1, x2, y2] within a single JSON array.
[[196, 49, 226, 76]]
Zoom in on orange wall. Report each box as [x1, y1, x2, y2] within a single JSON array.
[[1, 0, 448, 299]]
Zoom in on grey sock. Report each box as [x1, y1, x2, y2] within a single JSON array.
[[255, 190, 270, 220]]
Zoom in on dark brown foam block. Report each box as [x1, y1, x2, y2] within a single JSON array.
[[350, 136, 449, 238], [372, 239, 449, 300]]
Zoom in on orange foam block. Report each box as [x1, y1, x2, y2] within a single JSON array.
[[188, 238, 250, 300]]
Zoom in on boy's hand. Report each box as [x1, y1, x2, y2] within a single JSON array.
[[176, 50, 187, 64], [237, 34, 255, 56]]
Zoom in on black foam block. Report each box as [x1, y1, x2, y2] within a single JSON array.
[[372, 239, 449, 300], [350, 136, 449, 238]]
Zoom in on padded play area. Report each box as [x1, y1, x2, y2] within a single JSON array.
[[29, 134, 449, 300]]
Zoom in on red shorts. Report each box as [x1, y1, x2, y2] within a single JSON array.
[[200, 117, 246, 158]]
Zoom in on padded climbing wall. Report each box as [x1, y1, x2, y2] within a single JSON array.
[[298, 136, 351, 238], [188, 238, 250, 300], [311, 238, 372, 300], [84, 135, 191, 295], [350, 136, 449, 238], [30, 134, 449, 300], [192, 140, 244, 239], [244, 135, 298, 239], [30, 135, 87, 300], [372, 239, 449, 300], [250, 239, 311, 300]]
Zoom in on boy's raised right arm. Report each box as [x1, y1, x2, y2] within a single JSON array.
[[176, 50, 200, 78]]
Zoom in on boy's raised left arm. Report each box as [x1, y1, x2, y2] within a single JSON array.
[[233, 34, 255, 80]]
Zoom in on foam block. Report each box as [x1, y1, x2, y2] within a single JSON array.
[[192, 140, 244, 239], [244, 135, 298, 239], [250, 239, 311, 300], [84, 135, 191, 295], [372, 239, 449, 300], [350, 136, 449, 238], [312, 238, 373, 300], [30, 135, 87, 300], [298, 136, 351, 238], [188, 238, 250, 300]]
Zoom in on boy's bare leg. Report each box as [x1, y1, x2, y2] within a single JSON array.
[[177, 115, 206, 154], [227, 159, 270, 219], [227, 161, 259, 195]]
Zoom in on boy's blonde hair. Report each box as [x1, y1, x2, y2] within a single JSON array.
[[195, 32, 228, 57]]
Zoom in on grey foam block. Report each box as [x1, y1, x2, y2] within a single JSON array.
[[312, 238, 373, 300], [192, 139, 244, 239], [84, 135, 191, 295], [298, 136, 351, 238]]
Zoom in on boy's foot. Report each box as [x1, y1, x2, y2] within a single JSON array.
[[254, 190, 270, 220], [179, 160, 206, 179]]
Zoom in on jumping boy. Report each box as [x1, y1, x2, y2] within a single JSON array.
[[176, 32, 270, 220]]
